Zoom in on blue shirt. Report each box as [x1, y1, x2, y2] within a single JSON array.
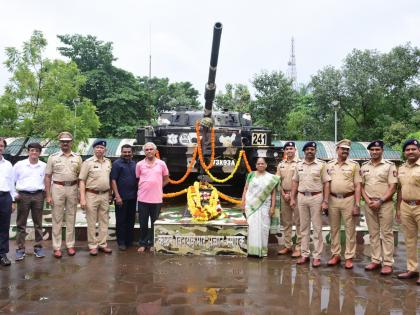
[[110, 158, 137, 200]]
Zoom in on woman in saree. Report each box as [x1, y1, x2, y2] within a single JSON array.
[[241, 157, 280, 257]]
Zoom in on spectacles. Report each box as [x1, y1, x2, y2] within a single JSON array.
[[144, 148, 154, 151]]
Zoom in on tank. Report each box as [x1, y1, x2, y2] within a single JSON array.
[[134, 22, 282, 196]]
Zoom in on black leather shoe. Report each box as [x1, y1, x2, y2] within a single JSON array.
[[397, 271, 419, 279], [0, 255, 11, 266]]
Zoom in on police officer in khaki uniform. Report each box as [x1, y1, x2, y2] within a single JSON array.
[[45, 132, 82, 259], [276, 141, 301, 258], [326, 139, 362, 270], [396, 139, 420, 284], [361, 140, 397, 275], [79, 140, 113, 256], [290, 141, 330, 267]]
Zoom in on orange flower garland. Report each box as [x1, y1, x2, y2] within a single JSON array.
[[163, 189, 188, 198], [218, 191, 242, 204], [195, 121, 215, 170], [241, 150, 252, 173], [168, 147, 198, 185]]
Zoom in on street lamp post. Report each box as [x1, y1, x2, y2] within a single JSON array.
[[73, 98, 80, 140], [331, 100, 339, 143]]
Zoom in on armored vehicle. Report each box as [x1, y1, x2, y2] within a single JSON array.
[[134, 22, 281, 196]]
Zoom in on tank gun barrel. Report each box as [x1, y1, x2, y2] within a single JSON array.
[[204, 22, 222, 118]]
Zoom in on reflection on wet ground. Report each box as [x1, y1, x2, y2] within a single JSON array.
[[1, 237, 420, 314]]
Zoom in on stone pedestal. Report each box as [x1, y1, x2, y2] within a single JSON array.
[[154, 207, 248, 256]]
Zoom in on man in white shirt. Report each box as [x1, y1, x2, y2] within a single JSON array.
[[13, 142, 46, 261], [0, 137, 16, 267]]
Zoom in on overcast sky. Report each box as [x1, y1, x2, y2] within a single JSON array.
[[0, 0, 419, 103]]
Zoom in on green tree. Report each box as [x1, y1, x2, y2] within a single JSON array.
[[57, 34, 115, 72], [310, 66, 345, 140], [215, 83, 252, 113], [1, 30, 99, 153], [310, 44, 420, 141], [285, 91, 322, 140], [383, 121, 411, 149], [251, 71, 297, 138], [139, 77, 201, 113], [58, 34, 153, 137]]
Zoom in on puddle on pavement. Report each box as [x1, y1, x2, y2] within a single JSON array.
[[1, 241, 420, 314]]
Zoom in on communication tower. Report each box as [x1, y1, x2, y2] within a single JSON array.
[[287, 37, 297, 90]]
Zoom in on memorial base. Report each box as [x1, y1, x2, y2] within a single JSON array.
[[154, 207, 248, 256]]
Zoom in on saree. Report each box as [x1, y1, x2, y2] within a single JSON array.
[[245, 172, 280, 257]]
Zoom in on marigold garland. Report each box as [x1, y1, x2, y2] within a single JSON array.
[[163, 189, 188, 198], [187, 182, 221, 221], [195, 121, 215, 170], [168, 147, 198, 185], [218, 191, 242, 204], [204, 150, 244, 183], [241, 150, 252, 173]]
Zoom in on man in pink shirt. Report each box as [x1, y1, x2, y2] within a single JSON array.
[[136, 142, 169, 252]]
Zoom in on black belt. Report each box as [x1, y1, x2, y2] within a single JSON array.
[[53, 180, 78, 186], [86, 188, 110, 195], [330, 192, 355, 199], [403, 199, 420, 206], [19, 190, 44, 195], [0, 191, 10, 196], [299, 191, 322, 196]]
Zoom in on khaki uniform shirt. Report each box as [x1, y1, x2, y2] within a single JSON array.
[[327, 159, 362, 194], [292, 159, 331, 192], [45, 151, 82, 181], [79, 156, 112, 191], [361, 159, 397, 198], [398, 159, 420, 200], [276, 156, 300, 191]]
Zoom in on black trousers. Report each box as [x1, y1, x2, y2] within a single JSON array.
[[115, 199, 137, 246], [138, 201, 161, 247], [0, 192, 12, 255]]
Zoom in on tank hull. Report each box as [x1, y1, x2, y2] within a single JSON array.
[[133, 127, 282, 198]]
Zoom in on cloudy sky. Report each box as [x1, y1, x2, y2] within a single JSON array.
[[0, 0, 419, 102]]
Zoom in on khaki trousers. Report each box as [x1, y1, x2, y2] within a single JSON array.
[[86, 192, 110, 249], [364, 201, 394, 266], [298, 194, 323, 259], [51, 184, 78, 250], [400, 201, 420, 272], [281, 196, 301, 249], [328, 196, 356, 259]]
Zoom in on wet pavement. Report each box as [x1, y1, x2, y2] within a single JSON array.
[[1, 237, 420, 315]]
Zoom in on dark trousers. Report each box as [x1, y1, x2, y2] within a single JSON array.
[[0, 193, 12, 255], [115, 199, 137, 246], [138, 201, 161, 247], [16, 191, 44, 249]]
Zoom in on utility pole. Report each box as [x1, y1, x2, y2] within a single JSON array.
[[287, 37, 297, 90], [331, 100, 340, 143], [149, 23, 152, 80]]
